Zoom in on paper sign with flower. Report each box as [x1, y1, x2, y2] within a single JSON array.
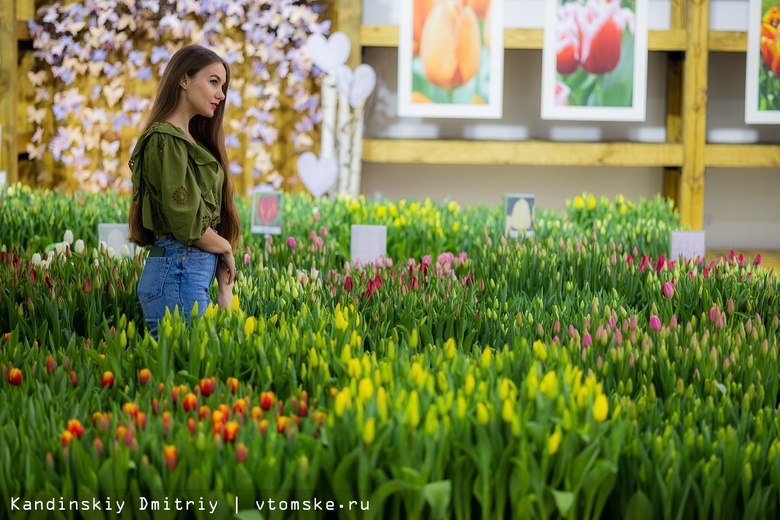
[[745, 0, 780, 123], [541, 0, 648, 121], [251, 185, 283, 236], [398, 0, 504, 118]]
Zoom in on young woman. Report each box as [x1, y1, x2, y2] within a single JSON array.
[[128, 45, 240, 339]]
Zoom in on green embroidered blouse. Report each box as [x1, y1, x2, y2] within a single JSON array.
[[129, 122, 224, 245]]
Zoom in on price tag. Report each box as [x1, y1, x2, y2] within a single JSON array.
[[505, 193, 535, 238], [251, 185, 284, 235], [670, 231, 706, 260], [351, 225, 387, 266]]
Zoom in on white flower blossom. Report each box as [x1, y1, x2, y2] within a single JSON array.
[[31, 253, 42, 265], [63, 229, 74, 245], [74, 239, 85, 254]]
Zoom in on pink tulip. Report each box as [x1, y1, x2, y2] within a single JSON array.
[[243, 253, 251, 266], [662, 281, 674, 299], [582, 332, 593, 348], [709, 306, 719, 324], [286, 237, 297, 249], [649, 315, 661, 332]]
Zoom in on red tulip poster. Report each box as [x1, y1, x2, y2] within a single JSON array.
[[251, 186, 283, 236], [398, 0, 504, 118], [541, 0, 648, 121], [745, 0, 780, 123]]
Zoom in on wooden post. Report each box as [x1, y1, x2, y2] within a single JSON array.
[[0, 0, 18, 183], [663, 0, 684, 206], [679, 0, 709, 230], [335, 0, 362, 69]]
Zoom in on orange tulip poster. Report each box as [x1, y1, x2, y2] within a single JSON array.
[[541, 0, 648, 121], [745, 0, 780, 123], [398, 0, 504, 118]]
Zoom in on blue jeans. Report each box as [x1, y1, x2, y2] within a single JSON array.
[[136, 235, 217, 339]]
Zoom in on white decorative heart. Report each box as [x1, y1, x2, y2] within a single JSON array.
[[349, 64, 377, 108], [297, 152, 339, 198], [306, 32, 351, 74], [335, 64, 353, 95]]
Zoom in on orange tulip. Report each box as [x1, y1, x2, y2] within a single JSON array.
[[465, 0, 490, 18], [138, 368, 150, 385], [235, 443, 248, 463], [61, 430, 73, 447], [761, 24, 780, 77], [414, 0, 441, 55], [763, 7, 780, 27], [163, 445, 177, 470], [420, 0, 481, 90]]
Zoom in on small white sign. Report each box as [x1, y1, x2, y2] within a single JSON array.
[[0, 171, 6, 187], [670, 231, 706, 261], [505, 193, 535, 238], [98, 223, 135, 258], [350, 225, 387, 266], [251, 185, 283, 235]]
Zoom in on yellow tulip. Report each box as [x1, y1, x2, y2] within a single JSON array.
[[420, 0, 481, 90], [476, 402, 489, 425], [358, 378, 374, 401], [362, 418, 376, 444], [593, 394, 609, 423], [548, 430, 562, 455], [244, 316, 256, 337]]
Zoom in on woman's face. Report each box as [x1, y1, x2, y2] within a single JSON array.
[[182, 62, 227, 119]]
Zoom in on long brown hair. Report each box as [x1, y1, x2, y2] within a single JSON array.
[[128, 45, 241, 248]]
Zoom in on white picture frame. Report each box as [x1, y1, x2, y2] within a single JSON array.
[[541, 0, 649, 121], [398, 0, 504, 118], [745, 0, 780, 124]]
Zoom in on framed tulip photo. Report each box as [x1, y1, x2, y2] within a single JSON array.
[[745, 0, 780, 124], [541, 0, 649, 121], [398, 0, 505, 118]]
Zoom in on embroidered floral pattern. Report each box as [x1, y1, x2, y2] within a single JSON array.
[[172, 186, 189, 207]]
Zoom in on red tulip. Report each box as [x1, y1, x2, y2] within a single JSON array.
[[101, 371, 114, 388], [235, 443, 248, 463], [139, 368, 150, 385], [223, 421, 239, 442], [199, 377, 217, 397], [69, 370, 78, 387], [46, 356, 56, 374], [183, 393, 198, 412], [576, 0, 632, 75], [67, 419, 85, 439], [260, 391, 275, 411], [8, 368, 22, 385]]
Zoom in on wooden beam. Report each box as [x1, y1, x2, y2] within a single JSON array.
[[663, 0, 684, 204], [708, 31, 747, 52], [679, 0, 709, 230], [335, 0, 362, 68], [705, 144, 780, 167], [14, 19, 29, 41], [17, 132, 32, 155], [362, 139, 683, 167], [360, 26, 687, 51]]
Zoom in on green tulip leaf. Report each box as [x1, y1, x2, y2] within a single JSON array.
[[550, 488, 576, 516], [624, 490, 654, 520], [421, 480, 452, 519]]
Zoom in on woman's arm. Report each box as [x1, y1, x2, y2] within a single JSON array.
[[194, 228, 235, 285]]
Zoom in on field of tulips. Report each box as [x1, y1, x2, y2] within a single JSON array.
[[2, 183, 780, 519]]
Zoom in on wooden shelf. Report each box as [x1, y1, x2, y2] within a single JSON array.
[[362, 139, 683, 167], [361, 26, 688, 51], [708, 31, 747, 52], [705, 144, 780, 167]]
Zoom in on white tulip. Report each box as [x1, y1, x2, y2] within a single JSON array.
[[121, 244, 131, 258], [74, 239, 85, 254], [54, 242, 67, 255], [31, 253, 41, 265], [107, 247, 116, 259], [63, 229, 74, 245]]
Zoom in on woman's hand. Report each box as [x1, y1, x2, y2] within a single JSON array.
[[216, 258, 234, 310], [218, 252, 236, 286]]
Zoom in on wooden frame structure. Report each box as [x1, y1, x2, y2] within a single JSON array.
[[8, 0, 780, 230], [333, 0, 780, 230]]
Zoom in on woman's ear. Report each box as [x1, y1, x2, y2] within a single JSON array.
[[179, 75, 189, 90]]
